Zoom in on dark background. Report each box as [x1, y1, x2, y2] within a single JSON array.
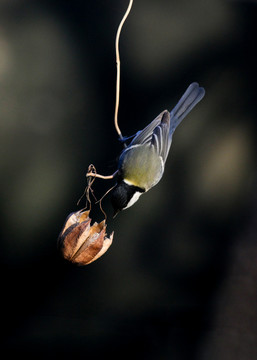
[[1, 0, 257, 359]]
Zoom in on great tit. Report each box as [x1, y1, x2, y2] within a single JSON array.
[[111, 82, 205, 216]]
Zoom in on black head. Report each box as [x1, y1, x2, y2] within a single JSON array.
[[111, 181, 144, 217]]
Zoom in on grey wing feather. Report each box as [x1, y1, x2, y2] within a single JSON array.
[[128, 110, 167, 146], [129, 110, 172, 164], [151, 111, 172, 163]]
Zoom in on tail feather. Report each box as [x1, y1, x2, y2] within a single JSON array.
[[170, 82, 205, 132]]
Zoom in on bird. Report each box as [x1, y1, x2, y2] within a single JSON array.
[[111, 82, 205, 216]]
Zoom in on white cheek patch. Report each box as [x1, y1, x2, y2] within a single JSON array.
[[124, 191, 142, 209]]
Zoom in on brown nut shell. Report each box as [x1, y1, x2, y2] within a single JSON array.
[[58, 210, 113, 265]]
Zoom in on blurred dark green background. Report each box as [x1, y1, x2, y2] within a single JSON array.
[[1, 0, 257, 359]]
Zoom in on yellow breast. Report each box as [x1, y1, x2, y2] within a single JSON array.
[[120, 145, 164, 191]]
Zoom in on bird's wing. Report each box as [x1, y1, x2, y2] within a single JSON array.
[[128, 110, 167, 146], [150, 111, 172, 163], [128, 110, 172, 163]]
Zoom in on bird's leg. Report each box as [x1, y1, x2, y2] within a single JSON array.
[[86, 164, 118, 180], [118, 132, 139, 148], [86, 171, 118, 180]]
